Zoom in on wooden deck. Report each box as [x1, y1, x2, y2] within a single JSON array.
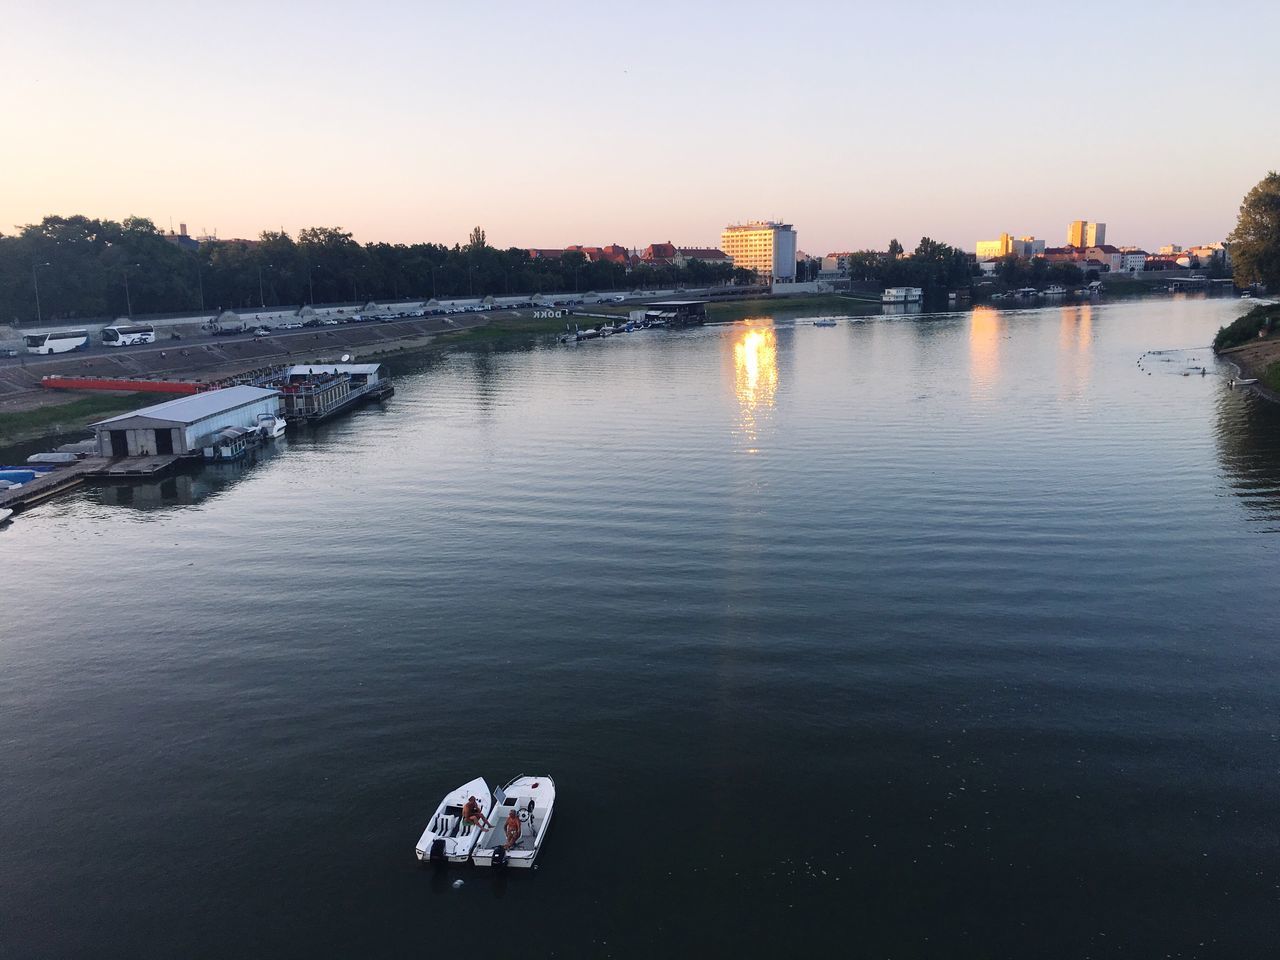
[[0, 455, 181, 512]]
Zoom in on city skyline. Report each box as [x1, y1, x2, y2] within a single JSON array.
[[3, 3, 1277, 254]]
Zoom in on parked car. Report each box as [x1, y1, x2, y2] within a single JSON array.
[[2, 348, 18, 358], [252, 327, 270, 336], [279, 322, 303, 329]]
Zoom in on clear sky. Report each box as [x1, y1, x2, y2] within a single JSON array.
[[2, 1, 1277, 254]]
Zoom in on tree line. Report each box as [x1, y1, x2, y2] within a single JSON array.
[[0, 217, 748, 326]]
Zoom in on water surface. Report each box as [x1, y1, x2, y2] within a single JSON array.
[[3, 297, 1278, 958]]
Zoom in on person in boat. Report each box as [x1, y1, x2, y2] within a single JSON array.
[[462, 796, 491, 829], [504, 808, 522, 849]]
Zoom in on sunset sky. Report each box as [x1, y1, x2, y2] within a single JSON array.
[[2, 1, 1277, 254]]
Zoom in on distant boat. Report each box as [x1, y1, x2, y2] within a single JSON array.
[[1016, 287, 1038, 298], [1043, 285, 1066, 296], [1230, 378, 1258, 387], [812, 318, 838, 327], [882, 287, 923, 304]]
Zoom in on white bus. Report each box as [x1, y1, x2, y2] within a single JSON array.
[[24, 330, 89, 355], [101, 324, 156, 347]]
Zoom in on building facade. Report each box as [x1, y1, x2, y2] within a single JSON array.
[[640, 243, 732, 268], [1068, 220, 1106, 248], [976, 233, 1014, 260], [720, 221, 797, 281], [91, 385, 281, 458]]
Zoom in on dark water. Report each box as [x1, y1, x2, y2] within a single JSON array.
[[4, 298, 1279, 959]]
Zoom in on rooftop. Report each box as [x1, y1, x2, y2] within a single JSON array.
[[92, 385, 280, 427]]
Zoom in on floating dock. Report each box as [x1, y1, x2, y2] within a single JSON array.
[[0, 456, 179, 513]]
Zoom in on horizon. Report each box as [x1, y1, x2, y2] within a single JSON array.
[[3, 3, 1278, 254]]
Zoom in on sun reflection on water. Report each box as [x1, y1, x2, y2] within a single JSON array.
[[733, 325, 778, 449], [969, 306, 1003, 396]]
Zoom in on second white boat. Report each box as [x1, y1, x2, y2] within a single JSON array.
[[471, 775, 556, 869]]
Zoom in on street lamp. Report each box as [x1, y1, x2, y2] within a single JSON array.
[[258, 263, 272, 308], [308, 264, 318, 304], [123, 263, 140, 318], [31, 261, 50, 325]]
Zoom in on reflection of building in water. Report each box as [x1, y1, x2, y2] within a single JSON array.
[[95, 446, 279, 510], [1057, 305, 1094, 397], [732, 325, 778, 447], [969, 307, 1002, 395]]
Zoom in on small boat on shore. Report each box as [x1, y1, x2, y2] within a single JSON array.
[[472, 775, 556, 869], [1229, 378, 1258, 387], [415, 777, 493, 864], [0, 508, 12, 526]]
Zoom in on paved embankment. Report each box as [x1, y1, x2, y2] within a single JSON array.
[[0, 313, 492, 414]]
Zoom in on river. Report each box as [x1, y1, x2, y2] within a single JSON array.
[[3, 296, 1278, 958]]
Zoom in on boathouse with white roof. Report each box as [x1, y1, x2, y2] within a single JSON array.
[[90, 385, 281, 458]]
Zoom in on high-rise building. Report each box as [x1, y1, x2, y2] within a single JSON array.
[[976, 233, 1014, 259], [1015, 236, 1046, 258], [720, 221, 797, 281], [1068, 220, 1106, 248], [977, 234, 1044, 260]]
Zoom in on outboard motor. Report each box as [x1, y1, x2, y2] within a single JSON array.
[[429, 838, 447, 862], [492, 845, 508, 868]]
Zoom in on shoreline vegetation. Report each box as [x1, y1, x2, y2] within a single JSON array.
[[0, 392, 151, 447], [1214, 302, 1280, 396]]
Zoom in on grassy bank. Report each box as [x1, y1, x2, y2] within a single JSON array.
[[1213, 303, 1280, 352], [707, 293, 879, 320], [432, 314, 575, 345], [0, 392, 149, 446]]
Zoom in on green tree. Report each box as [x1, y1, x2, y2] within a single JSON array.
[[887, 238, 904, 259], [1229, 171, 1280, 290], [468, 226, 487, 252]]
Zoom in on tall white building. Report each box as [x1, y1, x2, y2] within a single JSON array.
[[1068, 220, 1106, 248], [720, 221, 797, 281]]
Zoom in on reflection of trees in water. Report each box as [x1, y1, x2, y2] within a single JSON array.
[[1215, 390, 1280, 528]]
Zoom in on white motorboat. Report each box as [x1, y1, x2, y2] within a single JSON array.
[[255, 413, 287, 439], [415, 777, 493, 864], [471, 775, 556, 869]]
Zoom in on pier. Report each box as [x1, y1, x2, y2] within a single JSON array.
[[0, 455, 179, 513]]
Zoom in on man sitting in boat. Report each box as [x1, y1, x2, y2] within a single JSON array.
[[462, 796, 491, 830], [504, 809, 522, 849]]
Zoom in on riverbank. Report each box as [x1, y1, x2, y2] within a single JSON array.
[[0, 393, 153, 446], [0, 311, 596, 449], [1214, 302, 1280, 401]]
